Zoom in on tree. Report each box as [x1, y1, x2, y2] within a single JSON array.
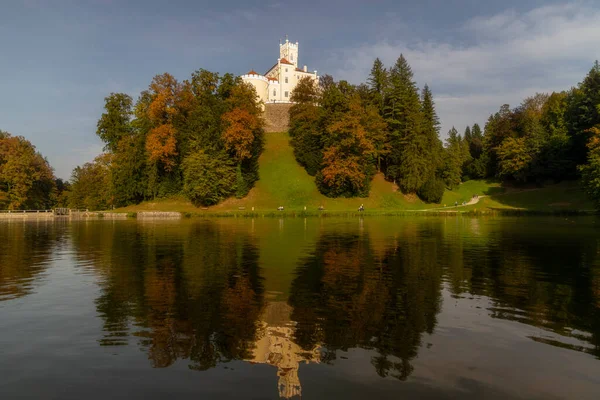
[[383, 55, 428, 193], [442, 128, 467, 189], [580, 126, 600, 210], [96, 93, 133, 152], [110, 133, 147, 206], [538, 92, 573, 180], [182, 151, 236, 206], [289, 76, 324, 175], [221, 108, 260, 162], [0, 132, 56, 209], [420, 84, 443, 177], [68, 155, 112, 210], [496, 137, 533, 182], [367, 58, 388, 112], [566, 61, 600, 165], [417, 178, 445, 203], [317, 95, 376, 197]]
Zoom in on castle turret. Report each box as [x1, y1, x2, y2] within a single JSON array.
[[279, 38, 298, 68]]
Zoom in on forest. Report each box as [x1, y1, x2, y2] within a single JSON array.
[[1, 59, 600, 211], [288, 57, 600, 206]]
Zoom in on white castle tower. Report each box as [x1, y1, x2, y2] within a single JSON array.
[[241, 37, 319, 107]]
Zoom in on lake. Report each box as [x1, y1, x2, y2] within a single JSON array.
[[1, 217, 599, 399]]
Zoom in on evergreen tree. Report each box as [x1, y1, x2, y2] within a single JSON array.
[[463, 126, 472, 144], [367, 58, 388, 113], [442, 127, 468, 189], [420, 84, 443, 173], [384, 55, 428, 193]]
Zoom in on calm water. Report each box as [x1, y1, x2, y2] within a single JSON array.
[[1, 217, 599, 399]]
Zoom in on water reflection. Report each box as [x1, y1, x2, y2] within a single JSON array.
[[3, 218, 599, 399], [70, 220, 265, 370], [0, 220, 65, 301], [289, 230, 442, 380], [441, 218, 600, 358]]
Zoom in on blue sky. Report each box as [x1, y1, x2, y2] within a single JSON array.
[[1, 0, 599, 179]]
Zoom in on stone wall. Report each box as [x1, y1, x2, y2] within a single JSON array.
[[264, 103, 292, 133]]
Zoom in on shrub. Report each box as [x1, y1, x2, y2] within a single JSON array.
[[417, 178, 445, 203], [182, 151, 236, 206]]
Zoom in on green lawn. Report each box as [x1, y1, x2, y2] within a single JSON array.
[[113, 132, 595, 215], [464, 181, 594, 212]]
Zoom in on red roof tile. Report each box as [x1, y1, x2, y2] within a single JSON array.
[[246, 69, 259, 75], [279, 58, 293, 65], [267, 76, 278, 81]]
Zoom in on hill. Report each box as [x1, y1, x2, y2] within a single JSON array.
[[113, 132, 594, 215]]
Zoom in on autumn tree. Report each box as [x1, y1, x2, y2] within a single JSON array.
[[317, 95, 376, 197], [68, 154, 112, 210], [0, 132, 56, 209]]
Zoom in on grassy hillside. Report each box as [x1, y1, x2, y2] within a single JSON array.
[[113, 132, 594, 214]]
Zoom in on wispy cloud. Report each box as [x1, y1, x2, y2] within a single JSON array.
[[327, 3, 600, 136]]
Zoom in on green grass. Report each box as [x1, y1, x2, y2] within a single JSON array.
[[112, 132, 595, 215], [464, 181, 595, 212]]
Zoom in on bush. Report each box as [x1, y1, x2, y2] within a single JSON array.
[[182, 151, 236, 206], [417, 178, 446, 203]]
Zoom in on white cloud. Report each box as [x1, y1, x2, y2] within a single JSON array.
[[326, 3, 600, 136]]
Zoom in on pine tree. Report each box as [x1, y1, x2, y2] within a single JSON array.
[[420, 84, 444, 178], [383, 55, 428, 193], [367, 58, 388, 113], [442, 127, 466, 189], [463, 126, 472, 144]]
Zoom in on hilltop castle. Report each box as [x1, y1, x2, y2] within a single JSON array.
[[241, 37, 319, 106]]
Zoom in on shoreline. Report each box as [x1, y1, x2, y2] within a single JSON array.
[[1, 209, 596, 221]]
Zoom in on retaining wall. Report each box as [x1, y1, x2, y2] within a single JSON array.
[[137, 212, 181, 219], [264, 103, 292, 133]]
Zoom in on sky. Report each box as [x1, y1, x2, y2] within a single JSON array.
[[1, 0, 599, 179]]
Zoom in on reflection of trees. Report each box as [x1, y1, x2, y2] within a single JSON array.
[[288, 230, 443, 380], [443, 219, 600, 359], [0, 221, 64, 301], [70, 220, 264, 369]]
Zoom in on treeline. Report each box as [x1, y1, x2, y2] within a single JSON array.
[[288, 57, 600, 206], [0, 130, 69, 210], [68, 70, 264, 209], [289, 56, 446, 201]]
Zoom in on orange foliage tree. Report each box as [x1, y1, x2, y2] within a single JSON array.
[[221, 108, 260, 163], [319, 95, 377, 196], [144, 73, 192, 173]]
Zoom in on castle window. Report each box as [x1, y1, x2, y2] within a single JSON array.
[[285, 68, 288, 72], [285, 91, 289, 97], [291, 55, 294, 61], [273, 89, 276, 96], [285, 77, 288, 83]]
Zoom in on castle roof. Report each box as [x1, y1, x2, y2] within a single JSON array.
[[247, 69, 260, 75], [267, 76, 278, 81], [279, 58, 294, 65]]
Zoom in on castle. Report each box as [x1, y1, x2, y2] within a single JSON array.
[[241, 38, 319, 106]]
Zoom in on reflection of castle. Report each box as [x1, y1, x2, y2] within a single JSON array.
[[246, 301, 321, 399]]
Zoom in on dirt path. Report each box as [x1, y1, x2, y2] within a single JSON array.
[[417, 195, 486, 212]]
